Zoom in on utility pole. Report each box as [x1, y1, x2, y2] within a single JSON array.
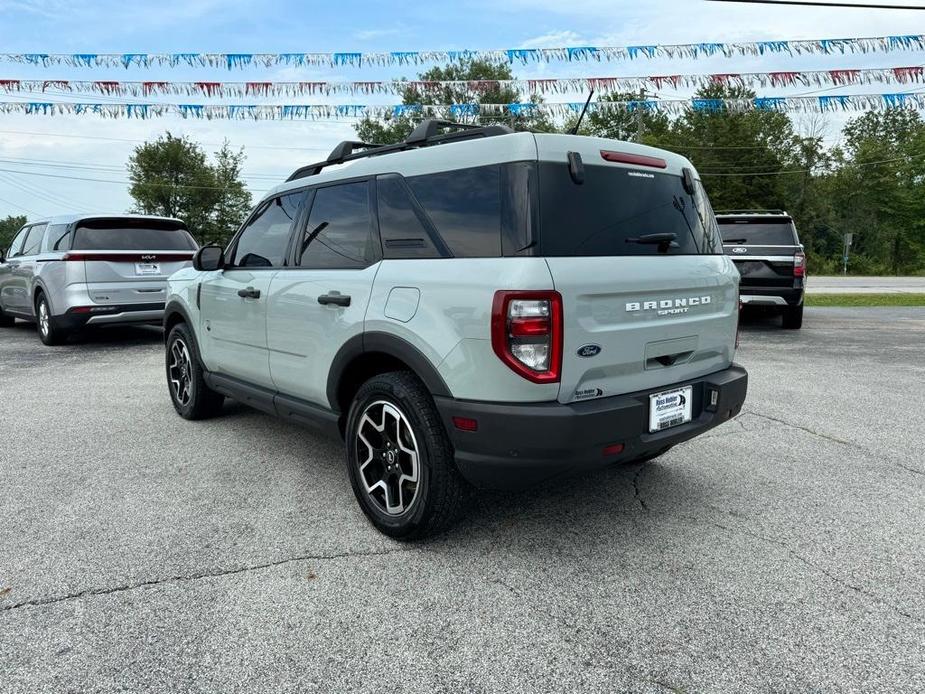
[[636, 88, 646, 143], [843, 232, 853, 275]]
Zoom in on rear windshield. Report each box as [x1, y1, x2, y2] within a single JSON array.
[[718, 219, 797, 246], [537, 163, 722, 256], [73, 219, 197, 251]]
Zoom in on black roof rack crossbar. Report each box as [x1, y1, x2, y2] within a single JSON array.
[[285, 119, 515, 182]]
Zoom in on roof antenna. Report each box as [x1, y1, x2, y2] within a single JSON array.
[[569, 90, 595, 135]]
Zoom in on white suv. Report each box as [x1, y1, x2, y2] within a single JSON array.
[[163, 120, 748, 538]]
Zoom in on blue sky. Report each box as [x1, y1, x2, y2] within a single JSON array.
[[0, 0, 923, 220]]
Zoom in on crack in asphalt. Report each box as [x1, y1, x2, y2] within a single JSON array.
[[740, 410, 858, 448], [0, 546, 409, 612], [630, 465, 649, 512], [706, 520, 924, 626]]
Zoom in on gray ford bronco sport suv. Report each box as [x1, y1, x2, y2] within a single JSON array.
[[163, 120, 748, 538]]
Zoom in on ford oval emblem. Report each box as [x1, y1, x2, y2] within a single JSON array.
[[577, 344, 602, 358], [732, 247, 748, 254]]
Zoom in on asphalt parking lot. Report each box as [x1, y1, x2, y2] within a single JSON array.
[[1, 308, 923, 693]]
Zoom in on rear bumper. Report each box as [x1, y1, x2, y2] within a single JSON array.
[[740, 284, 804, 307], [59, 302, 165, 330], [434, 364, 748, 489]]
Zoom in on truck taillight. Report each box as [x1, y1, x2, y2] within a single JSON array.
[[794, 251, 806, 278], [491, 291, 563, 384]]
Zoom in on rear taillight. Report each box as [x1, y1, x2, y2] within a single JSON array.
[[491, 291, 563, 384], [794, 251, 806, 278]]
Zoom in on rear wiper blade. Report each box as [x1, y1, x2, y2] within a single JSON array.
[[626, 232, 678, 252], [723, 238, 748, 244], [626, 232, 677, 245]]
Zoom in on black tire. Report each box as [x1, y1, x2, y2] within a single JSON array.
[[345, 371, 467, 540], [783, 303, 804, 330], [35, 293, 67, 346], [165, 323, 224, 420]]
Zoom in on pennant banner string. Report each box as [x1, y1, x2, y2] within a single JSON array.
[[2, 94, 925, 120], [1, 35, 923, 69], [2, 66, 924, 98]]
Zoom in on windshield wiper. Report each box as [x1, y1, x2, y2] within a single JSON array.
[[626, 232, 678, 253], [723, 238, 748, 244]]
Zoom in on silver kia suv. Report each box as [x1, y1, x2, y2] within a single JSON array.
[[0, 214, 197, 345]]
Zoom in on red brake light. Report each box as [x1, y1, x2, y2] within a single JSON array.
[[794, 251, 806, 278], [491, 290, 563, 384], [600, 150, 668, 169]]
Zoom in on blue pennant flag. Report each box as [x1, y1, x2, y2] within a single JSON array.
[[754, 97, 786, 110], [225, 54, 254, 69], [888, 35, 921, 50], [507, 102, 537, 116], [626, 45, 657, 60], [566, 47, 598, 61], [818, 95, 851, 110], [692, 99, 724, 112], [757, 40, 790, 55], [696, 43, 725, 57], [390, 52, 419, 64], [125, 104, 150, 119], [446, 50, 475, 62], [173, 53, 202, 67], [26, 102, 54, 115], [120, 54, 148, 68], [505, 49, 536, 64], [279, 53, 306, 65], [178, 104, 204, 118], [333, 52, 362, 66], [450, 103, 479, 117], [71, 54, 98, 67], [22, 54, 50, 65], [882, 93, 908, 107]]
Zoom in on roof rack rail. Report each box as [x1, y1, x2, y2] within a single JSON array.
[[285, 119, 515, 182], [715, 209, 789, 216]]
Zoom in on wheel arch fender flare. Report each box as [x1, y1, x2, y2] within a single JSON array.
[[327, 331, 452, 413], [163, 300, 204, 354]]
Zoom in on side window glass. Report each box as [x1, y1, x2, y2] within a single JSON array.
[[230, 192, 303, 268], [299, 181, 377, 269], [406, 165, 502, 258], [47, 224, 71, 252], [377, 174, 443, 259], [5, 228, 29, 258], [20, 223, 47, 256]]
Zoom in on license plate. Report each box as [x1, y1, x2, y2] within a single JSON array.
[[649, 385, 693, 433], [135, 263, 160, 276]]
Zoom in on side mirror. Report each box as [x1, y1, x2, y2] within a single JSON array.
[[193, 245, 224, 271]]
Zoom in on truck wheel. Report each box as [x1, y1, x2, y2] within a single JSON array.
[[35, 293, 67, 346], [166, 323, 224, 420], [782, 304, 803, 330], [345, 371, 466, 540]]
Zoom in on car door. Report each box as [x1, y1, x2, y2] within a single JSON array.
[[0, 226, 29, 314], [6, 223, 46, 314], [267, 179, 381, 408], [199, 191, 306, 390]]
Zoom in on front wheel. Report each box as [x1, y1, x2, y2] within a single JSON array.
[[35, 294, 67, 345], [783, 303, 804, 330], [345, 371, 467, 540], [165, 323, 224, 420]]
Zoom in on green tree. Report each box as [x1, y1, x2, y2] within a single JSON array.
[[0, 214, 27, 251], [355, 59, 555, 145], [566, 91, 673, 147], [127, 132, 252, 246]]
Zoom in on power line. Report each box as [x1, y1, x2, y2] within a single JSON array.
[[700, 150, 925, 176], [706, 0, 925, 8], [0, 192, 41, 216], [0, 166, 271, 193]]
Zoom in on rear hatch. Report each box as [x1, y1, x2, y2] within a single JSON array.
[[533, 136, 739, 404], [71, 218, 197, 306], [717, 216, 802, 289]]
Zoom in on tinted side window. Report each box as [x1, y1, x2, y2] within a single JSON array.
[[47, 224, 71, 251], [231, 192, 303, 268], [21, 223, 47, 256], [298, 181, 377, 269], [406, 165, 502, 258], [5, 227, 28, 258], [377, 174, 444, 259]]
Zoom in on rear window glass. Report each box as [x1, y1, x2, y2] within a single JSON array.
[[536, 163, 722, 256], [718, 220, 797, 246], [73, 219, 197, 251]]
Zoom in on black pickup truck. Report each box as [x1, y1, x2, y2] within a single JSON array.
[[715, 210, 806, 330]]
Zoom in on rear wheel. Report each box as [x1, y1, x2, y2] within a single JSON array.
[[35, 293, 67, 346], [782, 303, 803, 330], [166, 323, 224, 419], [345, 371, 466, 540]]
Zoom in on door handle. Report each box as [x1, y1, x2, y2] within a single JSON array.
[[237, 287, 261, 299], [317, 293, 351, 307]]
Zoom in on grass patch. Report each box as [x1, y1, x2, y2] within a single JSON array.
[[805, 293, 925, 307]]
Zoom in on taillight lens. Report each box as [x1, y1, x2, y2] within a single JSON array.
[[491, 291, 563, 383], [794, 251, 806, 278]]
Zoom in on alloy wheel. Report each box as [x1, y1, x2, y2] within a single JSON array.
[[168, 338, 193, 407], [38, 300, 49, 337], [355, 400, 421, 516]]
